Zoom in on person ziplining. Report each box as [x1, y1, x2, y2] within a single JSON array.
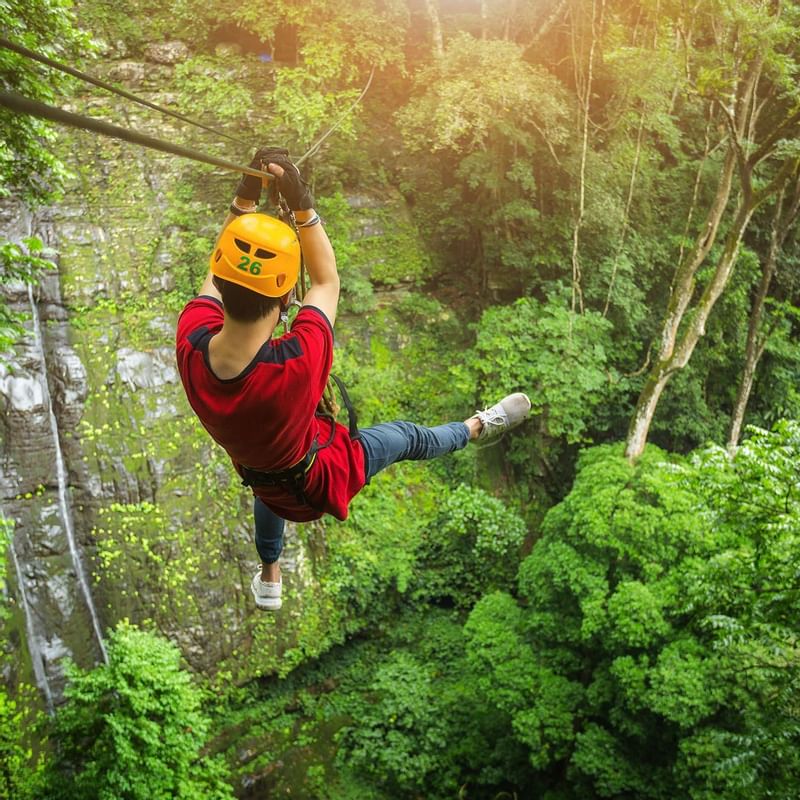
[[0, 38, 531, 613], [175, 148, 531, 611]]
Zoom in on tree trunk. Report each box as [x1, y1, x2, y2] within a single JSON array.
[[423, 0, 444, 59], [625, 195, 756, 458], [571, 0, 605, 315], [527, 0, 569, 48], [625, 153, 799, 460], [728, 174, 800, 450], [624, 48, 777, 461]]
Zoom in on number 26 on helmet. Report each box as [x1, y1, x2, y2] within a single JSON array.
[[211, 214, 301, 298]]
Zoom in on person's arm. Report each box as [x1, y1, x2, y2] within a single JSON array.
[[268, 175, 339, 326], [198, 147, 280, 300], [261, 155, 340, 327]]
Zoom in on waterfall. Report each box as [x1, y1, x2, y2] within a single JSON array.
[[7, 533, 54, 714], [26, 283, 108, 664]]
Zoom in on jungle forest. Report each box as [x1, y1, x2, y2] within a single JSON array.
[[1, 0, 799, 797]]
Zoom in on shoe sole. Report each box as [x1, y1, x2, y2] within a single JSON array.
[[253, 597, 282, 611], [251, 578, 282, 611], [252, 590, 282, 611]]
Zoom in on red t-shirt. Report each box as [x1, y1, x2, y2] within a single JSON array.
[[175, 296, 365, 522]]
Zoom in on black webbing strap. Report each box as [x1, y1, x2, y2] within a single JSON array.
[[240, 450, 315, 490], [330, 373, 360, 440]]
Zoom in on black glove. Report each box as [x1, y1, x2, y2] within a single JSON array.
[[266, 154, 315, 211], [234, 146, 289, 202]]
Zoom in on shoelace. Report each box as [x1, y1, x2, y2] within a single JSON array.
[[476, 405, 508, 430]]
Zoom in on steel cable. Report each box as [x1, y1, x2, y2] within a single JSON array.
[[0, 36, 250, 147], [1, 37, 377, 171], [0, 90, 274, 181]]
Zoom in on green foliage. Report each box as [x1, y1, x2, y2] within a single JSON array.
[[80, 0, 195, 53], [399, 34, 568, 156], [0, 237, 55, 354], [41, 621, 234, 800], [173, 57, 256, 123], [227, 0, 407, 76], [0, 0, 91, 203], [414, 484, 527, 607], [3, 0, 799, 796], [397, 33, 571, 284], [270, 69, 364, 151], [336, 651, 453, 794], [0, 516, 11, 628], [473, 296, 615, 442], [0, 0, 90, 356], [355, 205, 433, 287], [463, 423, 800, 798], [0, 688, 45, 800], [213, 609, 526, 800], [0, 521, 40, 800]]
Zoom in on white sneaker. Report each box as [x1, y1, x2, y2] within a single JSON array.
[[473, 393, 532, 444], [251, 571, 282, 611]]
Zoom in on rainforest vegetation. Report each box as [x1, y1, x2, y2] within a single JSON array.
[[1, 0, 799, 797]]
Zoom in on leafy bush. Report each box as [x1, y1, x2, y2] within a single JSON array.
[[336, 651, 454, 795], [40, 622, 234, 800], [463, 424, 800, 799], [414, 483, 527, 607]]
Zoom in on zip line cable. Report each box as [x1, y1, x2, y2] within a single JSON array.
[[1, 37, 377, 179], [2, 37, 376, 170], [0, 36, 250, 147], [0, 90, 274, 181], [295, 66, 376, 166]]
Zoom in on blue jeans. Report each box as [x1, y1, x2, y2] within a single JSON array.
[[253, 420, 470, 564]]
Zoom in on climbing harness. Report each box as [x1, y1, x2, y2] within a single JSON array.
[[238, 374, 360, 508], [238, 432, 331, 511]]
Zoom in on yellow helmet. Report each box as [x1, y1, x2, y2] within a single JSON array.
[[210, 214, 300, 297]]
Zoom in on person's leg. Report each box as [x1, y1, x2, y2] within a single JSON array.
[[359, 419, 475, 482], [253, 497, 284, 582], [358, 393, 532, 482]]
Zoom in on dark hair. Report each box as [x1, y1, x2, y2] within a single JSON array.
[[212, 276, 282, 323]]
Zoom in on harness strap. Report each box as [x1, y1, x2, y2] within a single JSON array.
[[239, 449, 319, 508], [330, 373, 360, 441], [238, 375, 359, 509]]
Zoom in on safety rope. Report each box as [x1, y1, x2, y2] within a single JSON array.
[[0, 36, 250, 147], [271, 192, 340, 417], [0, 90, 273, 182]]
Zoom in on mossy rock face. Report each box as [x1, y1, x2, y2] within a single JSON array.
[[1, 62, 448, 694]]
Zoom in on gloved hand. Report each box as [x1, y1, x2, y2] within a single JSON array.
[[234, 146, 288, 202], [265, 153, 315, 211]]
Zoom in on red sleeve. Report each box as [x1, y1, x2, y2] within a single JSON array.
[[175, 295, 224, 374], [289, 305, 335, 400], [176, 296, 223, 348]]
